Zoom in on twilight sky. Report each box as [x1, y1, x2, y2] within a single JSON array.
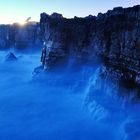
[[0, 0, 139, 24]]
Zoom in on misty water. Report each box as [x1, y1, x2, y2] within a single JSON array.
[[0, 51, 140, 140]]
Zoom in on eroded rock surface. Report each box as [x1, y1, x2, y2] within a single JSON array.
[[40, 5, 140, 86]]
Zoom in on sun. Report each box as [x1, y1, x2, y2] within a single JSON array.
[[18, 21, 26, 26]]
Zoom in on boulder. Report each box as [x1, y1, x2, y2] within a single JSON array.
[[5, 52, 17, 61]]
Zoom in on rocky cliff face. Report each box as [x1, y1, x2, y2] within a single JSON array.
[[0, 22, 42, 51], [40, 5, 140, 86], [0, 25, 11, 50], [40, 12, 96, 69]]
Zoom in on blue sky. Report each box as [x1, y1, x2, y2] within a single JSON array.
[[0, 0, 139, 24]]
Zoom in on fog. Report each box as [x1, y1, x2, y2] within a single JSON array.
[[0, 51, 139, 140]]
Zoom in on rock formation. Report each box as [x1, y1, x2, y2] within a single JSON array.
[[0, 25, 11, 50], [0, 22, 42, 51], [40, 5, 140, 87], [5, 52, 17, 61]]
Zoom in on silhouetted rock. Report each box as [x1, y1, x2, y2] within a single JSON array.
[[5, 52, 17, 61], [40, 5, 140, 85], [51, 13, 63, 19], [0, 25, 11, 50], [0, 22, 42, 51]]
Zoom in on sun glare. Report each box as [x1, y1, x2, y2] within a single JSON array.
[[18, 21, 26, 26]]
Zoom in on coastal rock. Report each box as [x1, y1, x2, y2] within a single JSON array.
[[40, 5, 140, 85], [5, 52, 17, 61], [51, 13, 63, 19], [0, 22, 42, 51]]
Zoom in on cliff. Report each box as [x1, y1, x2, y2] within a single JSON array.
[[40, 5, 140, 86], [0, 22, 42, 51]]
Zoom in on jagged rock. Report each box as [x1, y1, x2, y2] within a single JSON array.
[[5, 52, 17, 61], [40, 5, 140, 85], [51, 13, 63, 19], [85, 15, 95, 19]]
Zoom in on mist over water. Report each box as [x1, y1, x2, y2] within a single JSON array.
[[0, 51, 140, 140]]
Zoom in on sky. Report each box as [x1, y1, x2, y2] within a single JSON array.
[[0, 0, 139, 24]]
